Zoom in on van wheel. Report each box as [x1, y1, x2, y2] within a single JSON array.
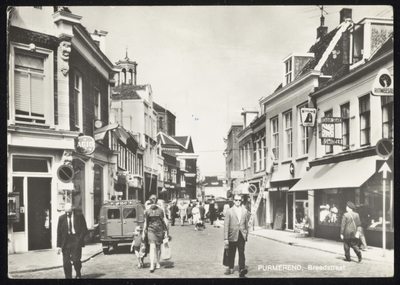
[[102, 243, 110, 255], [103, 247, 110, 255]]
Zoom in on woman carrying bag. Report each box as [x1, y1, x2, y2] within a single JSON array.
[[143, 195, 169, 272]]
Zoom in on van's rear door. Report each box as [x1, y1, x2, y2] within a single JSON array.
[[106, 207, 122, 236], [122, 206, 136, 236]]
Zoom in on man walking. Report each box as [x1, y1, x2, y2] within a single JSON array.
[[57, 203, 88, 279], [340, 201, 362, 262], [224, 194, 250, 277], [170, 200, 178, 226], [199, 202, 206, 228]]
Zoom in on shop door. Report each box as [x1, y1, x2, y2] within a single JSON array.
[[28, 177, 51, 250], [287, 193, 294, 230]]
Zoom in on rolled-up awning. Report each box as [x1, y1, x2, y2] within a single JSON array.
[[290, 156, 378, 191]]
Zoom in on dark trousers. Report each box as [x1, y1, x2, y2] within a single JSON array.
[[228, 232, 246, 271], [343, 238, 361, 259], [62, 234, 82, 279]]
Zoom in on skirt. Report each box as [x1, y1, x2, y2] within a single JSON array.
[[147, 230, 164, 245]]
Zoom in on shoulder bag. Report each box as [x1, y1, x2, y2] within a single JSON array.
[[350, 214, 360, 239]]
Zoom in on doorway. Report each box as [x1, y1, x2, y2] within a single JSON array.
[[28, 177, 51, 250], [287, 193, 294, 230]]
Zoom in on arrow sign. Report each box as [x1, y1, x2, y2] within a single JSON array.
[[378, 162, 392, 179]]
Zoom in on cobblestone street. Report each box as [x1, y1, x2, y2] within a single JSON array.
[[10, 220, 393, 279]]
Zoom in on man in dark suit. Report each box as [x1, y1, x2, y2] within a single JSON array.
[[57, 203, 87, 279], [224, 194, 250, 277], [340, 201, 362, 262]]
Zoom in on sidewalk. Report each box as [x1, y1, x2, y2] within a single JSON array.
[[249, 228, 394, 264], [8, 243, 103, 275]]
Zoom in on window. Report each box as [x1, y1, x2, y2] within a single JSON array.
[[13, 156, 50, 172], [73, 72, 82, 130], [253, 131, 265, 173], [284, 111, 292, 158], [284, 58, 292, 85], [271, 117, 279, 159], [341, 103, 350, 150], [123, 208, 136, 219], [12, 46, 52, 125], [171, 168, 177, 183], [381, 96, 393, 139], [298, 104, 309, 155], [324, 110, 333, 154], [359, 95, 370, 146], [108, 209, 120, 219], [94, 88, 101, 119]]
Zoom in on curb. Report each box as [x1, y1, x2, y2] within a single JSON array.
[[249, 232, 393, 264], [8, 250, 104, 275]]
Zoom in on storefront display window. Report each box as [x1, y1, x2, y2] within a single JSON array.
[[317, 189, 354, 226], [363, 184, 393, 231]]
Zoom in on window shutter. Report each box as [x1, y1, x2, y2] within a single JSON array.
[[15, 72, 30, 113], [30, 74, 45, 116]]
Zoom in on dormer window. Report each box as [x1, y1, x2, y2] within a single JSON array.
[[285, 58, 292, 85], [350, 17, 393, 70], [282, 53, 314, 87]]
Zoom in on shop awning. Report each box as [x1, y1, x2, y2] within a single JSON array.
[[233, 182, 250, 194], [290, 156, 378, 192]]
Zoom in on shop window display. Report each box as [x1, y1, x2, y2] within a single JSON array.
[[317, 190, 352, 226]]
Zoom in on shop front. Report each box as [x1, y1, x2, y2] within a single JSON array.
[[291, 155, 394, 248]]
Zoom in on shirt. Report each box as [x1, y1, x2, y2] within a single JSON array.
[[67, 213, 76, 234], [234, 206, 242, 223]]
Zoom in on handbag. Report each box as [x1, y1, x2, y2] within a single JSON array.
[[350, 214, 360, 239], [161, 238, 171, 260], [223, 248, 229, 267]]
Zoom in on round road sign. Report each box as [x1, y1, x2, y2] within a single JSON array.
[[375, 138, 393, 158], [57, 164, 75, 183]]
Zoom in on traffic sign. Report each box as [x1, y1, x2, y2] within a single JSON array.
[[375, 138, 393, 158], [378, 162, 392, 179], [376, 159, 393, 173], [371, 68, 393, 96]]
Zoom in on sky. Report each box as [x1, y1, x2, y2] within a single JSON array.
[[70, 5, 393, 177]]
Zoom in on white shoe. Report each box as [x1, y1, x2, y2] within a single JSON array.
[[156, 263, 161, 269]]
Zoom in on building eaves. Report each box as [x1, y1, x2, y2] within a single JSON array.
[[111, 84, 147, 100], [173, 136, 189, 149], [73, 24, 114, 70]]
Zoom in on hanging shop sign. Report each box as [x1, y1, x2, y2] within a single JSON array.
[[75, 135, 95, 155], [371, 68, 393, 96], [300, 108, 317, 127]]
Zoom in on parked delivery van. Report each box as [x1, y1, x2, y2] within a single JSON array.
[[99, 200, 145, 254]]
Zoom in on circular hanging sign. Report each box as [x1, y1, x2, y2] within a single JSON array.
[[75, 135, 95, 155], [248, 184, 257, 194], [57, 164, 74, 183], [289, 163, 295, 176]]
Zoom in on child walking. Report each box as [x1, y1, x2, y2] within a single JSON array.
[[130, 226, 145, 268]]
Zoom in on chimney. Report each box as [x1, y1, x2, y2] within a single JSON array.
[[317, 26, 328, 40], [340, 8, 352, 24]]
